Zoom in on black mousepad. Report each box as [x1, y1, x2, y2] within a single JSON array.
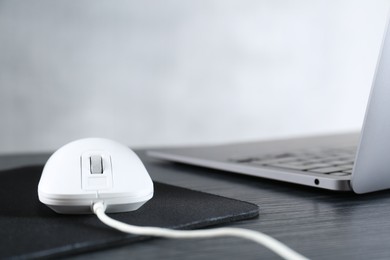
[[0, 166, 259, 259]]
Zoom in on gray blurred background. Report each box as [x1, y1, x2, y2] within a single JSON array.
[[0, 0, 389, 154]]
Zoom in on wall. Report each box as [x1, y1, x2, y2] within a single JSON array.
[[0, 0, 389, 153]]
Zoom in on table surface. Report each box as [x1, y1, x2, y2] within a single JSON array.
[[1, 150, 390, 260]]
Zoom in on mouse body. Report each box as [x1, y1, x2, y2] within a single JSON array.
[[38, 138, 154, 214]]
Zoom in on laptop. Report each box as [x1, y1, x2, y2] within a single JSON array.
[[148, 18, 390, 194]]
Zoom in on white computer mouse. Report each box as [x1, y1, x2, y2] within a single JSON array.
[[38, 138, 154, 214]]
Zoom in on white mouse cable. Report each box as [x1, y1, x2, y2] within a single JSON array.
[[92, 202, 309, 260]]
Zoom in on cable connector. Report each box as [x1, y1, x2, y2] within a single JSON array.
[[92, 201, 106, 214]]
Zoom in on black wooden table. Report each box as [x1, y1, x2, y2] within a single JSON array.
[[1, 150, 389, 259]]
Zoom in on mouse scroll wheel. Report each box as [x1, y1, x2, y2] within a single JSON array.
[[90, 155, 103, 174]]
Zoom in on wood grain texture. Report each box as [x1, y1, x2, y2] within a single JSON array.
[[1, 151, 390, 259]]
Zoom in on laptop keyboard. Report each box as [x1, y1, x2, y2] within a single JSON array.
[[230, 147, 356, 176]]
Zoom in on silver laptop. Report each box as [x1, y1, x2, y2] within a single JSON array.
[[148, 18, 390, 194]]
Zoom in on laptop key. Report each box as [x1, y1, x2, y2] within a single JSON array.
[[256, 157, 300, 164], [309, 166, 351, 174], [229, 157, 258, 163], [329, 172, 351, 176], [303, 163, 334, 169], [263, 163, 315, 171]]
